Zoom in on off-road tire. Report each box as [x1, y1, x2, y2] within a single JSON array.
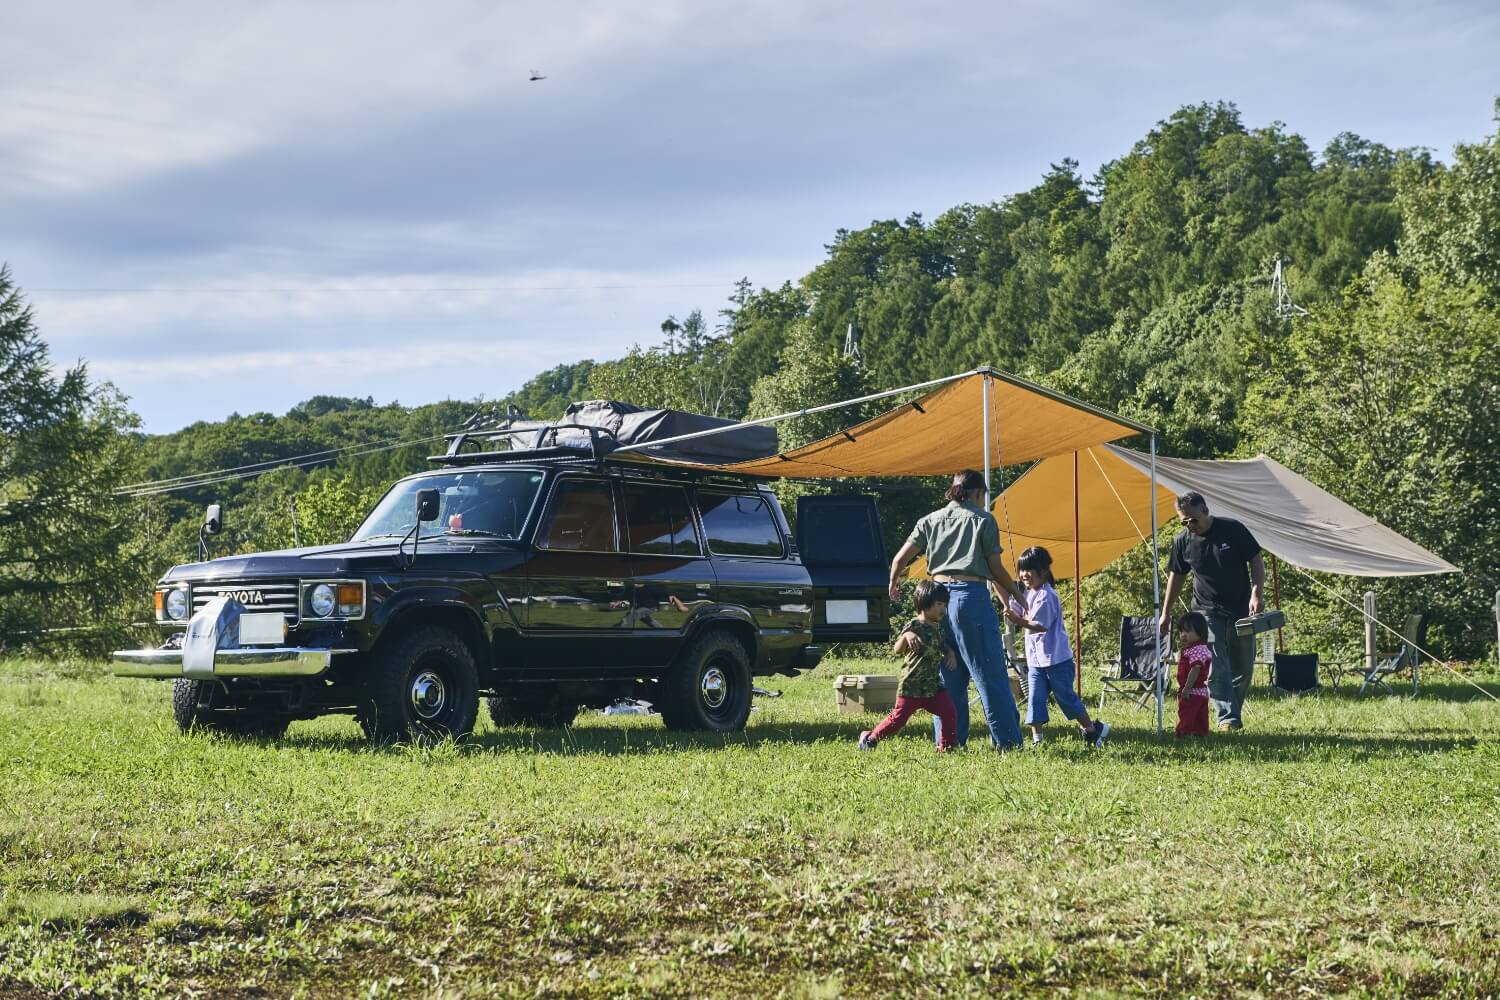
[[171, 678, 291, 738], [658, 629, 752, 733], [357, 626, 479, 745], [486, 695, 579, 729]]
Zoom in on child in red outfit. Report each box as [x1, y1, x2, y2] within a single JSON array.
[[859, 580, 959, 751], [1176, 611, 1213, 738]]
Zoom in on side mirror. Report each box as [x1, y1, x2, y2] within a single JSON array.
[[203, 504, 222, 535], [415, 489, 440, 523]]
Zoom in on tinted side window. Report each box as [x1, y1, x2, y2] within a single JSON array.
[[697, 492, 783, 558], [623, 484, 701, 556], [537, 480, 617, 551]]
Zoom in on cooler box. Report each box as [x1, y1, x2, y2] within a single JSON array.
[[833, 674, 900, 714]]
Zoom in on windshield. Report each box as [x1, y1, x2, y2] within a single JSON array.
[[351, 470, 546, 542]]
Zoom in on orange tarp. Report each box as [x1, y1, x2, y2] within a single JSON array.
[[690, 370, 1148, 479], [982, 445, 1179, 582]]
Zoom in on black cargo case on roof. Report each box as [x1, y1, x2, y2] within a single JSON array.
[[534, 400, 777, 465]]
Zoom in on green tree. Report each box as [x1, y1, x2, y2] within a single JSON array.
[[0, 266, 147, 653], [1243, 262, 1500, 657], [588, 309, 745, 416], [1395, 102, 1500, 294]]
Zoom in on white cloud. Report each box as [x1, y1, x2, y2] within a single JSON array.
[[6, 0, 1499, 432], [0, 0, 714, 195]]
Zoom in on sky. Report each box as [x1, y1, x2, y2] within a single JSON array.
[[4, 0, 1498, 434]]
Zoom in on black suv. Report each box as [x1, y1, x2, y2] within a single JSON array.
[[112, 432, 889, 743]]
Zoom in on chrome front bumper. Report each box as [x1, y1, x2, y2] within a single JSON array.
[[111, 646, 356, 679]]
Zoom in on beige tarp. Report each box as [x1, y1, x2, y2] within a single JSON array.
[[983, 444, 1458, 580], [635, 369, 1149, 479]]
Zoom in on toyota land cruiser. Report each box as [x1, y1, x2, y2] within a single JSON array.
[[112, 425, 890, 743]]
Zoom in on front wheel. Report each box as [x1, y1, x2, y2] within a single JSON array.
[[358, 627, 479, 745], [659, 630, 752, 733], [171, 678, 290, 738]]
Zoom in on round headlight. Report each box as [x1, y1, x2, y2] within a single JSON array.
[[309, 583, 336, 618], [165, 587, 189, 621]]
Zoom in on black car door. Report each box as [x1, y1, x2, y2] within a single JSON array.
[[796, 495, 891, 643], [620, 481, 716, 664], [524, 475, 639, 666], [696, 489, 810, 640]]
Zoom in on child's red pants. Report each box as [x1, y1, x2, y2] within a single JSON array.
[[870, 692, 958, 750], [1176, 693, 1210, 737]]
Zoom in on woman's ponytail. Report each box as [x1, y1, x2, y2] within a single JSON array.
[[946, 469, 985, 503]]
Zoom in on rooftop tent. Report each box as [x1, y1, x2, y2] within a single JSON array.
[[990, 444, 1458, 580], [618, 369, 1151, 478], [536, 400, 778, 464]]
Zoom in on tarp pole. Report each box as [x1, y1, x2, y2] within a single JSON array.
[[982, 373, 992, 507], [1074, 450, 1082, 697], [1271, 554, 1284, 652], [1151, 434, 1163, 736]]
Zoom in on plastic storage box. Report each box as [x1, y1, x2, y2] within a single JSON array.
[[833, 674, 900, 714]]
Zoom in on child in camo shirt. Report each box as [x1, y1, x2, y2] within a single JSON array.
[[858, 580, 960, 751]]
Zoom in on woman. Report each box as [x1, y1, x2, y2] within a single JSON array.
[[887, 469, 1025, 750]]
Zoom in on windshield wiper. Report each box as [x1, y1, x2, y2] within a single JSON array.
[[444, 529, 507, 537]]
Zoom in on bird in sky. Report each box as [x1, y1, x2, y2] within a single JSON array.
[[529, 70, 546, 81]]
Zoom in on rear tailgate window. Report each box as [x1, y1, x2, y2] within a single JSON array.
[[796, 496, 890, 642]]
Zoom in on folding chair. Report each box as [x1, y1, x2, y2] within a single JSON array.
[[1098, 615, 1173, 711], [1326, 612, 1428, 695]]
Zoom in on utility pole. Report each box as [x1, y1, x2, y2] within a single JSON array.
[[1271, 255, 1308, 318], [843, 322, 862, 367]]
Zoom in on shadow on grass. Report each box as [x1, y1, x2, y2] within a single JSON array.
[[1300, 676, 1500, 704], [269, 712, 1489, 762]]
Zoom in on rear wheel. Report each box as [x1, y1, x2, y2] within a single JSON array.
[[486, 694, 580, 729], [357, 627, 479, 745], [171, 678, 291, 738], [659, 630, 752, 733]]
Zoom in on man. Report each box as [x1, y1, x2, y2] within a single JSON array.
[[1158, 491, 1265, 731], [888, 469, 1027, 749]]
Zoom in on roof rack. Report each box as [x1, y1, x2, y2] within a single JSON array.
[[429, 424, 618, 466]]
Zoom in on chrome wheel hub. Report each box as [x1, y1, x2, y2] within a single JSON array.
[[410, 670, 447, 719], [701, 666, 728, 709]]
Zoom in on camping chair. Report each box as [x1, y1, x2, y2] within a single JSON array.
[[1098, 615, 1173, 710], [1326, 612, 1428, 695]]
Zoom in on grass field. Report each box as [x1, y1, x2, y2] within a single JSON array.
[[1, 657, 1497, 998]]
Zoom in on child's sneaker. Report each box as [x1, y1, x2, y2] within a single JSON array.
[[857, 730, 876, 751], [1031, 732, 1044, 746], [1088, 721, 1110, 747]]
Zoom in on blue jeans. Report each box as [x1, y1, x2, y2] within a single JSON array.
[[1205, 614, 1255, 727], [929, 581, 1022, 749], [1025, 660, 1088, 726]]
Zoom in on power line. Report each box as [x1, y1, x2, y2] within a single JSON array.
[[116, 434, 420, 491], [31, 283, 735, 295], [121, 433, 451, 498]]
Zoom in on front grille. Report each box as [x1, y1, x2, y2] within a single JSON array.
[[191, 579, 300, 625]]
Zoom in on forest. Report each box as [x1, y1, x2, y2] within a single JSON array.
[[4, 100, 1497, 662]]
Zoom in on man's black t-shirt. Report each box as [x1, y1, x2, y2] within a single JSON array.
[[1168, 516, 1261, 619]]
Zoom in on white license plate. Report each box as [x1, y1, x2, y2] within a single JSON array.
[[825, 600, 869, 625], [239, 613, 286, 646]]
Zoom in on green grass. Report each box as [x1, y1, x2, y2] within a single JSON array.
[[1, 657, 1497, 998]]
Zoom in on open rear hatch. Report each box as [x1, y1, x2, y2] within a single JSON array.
[[796, 495, 890, 643]]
